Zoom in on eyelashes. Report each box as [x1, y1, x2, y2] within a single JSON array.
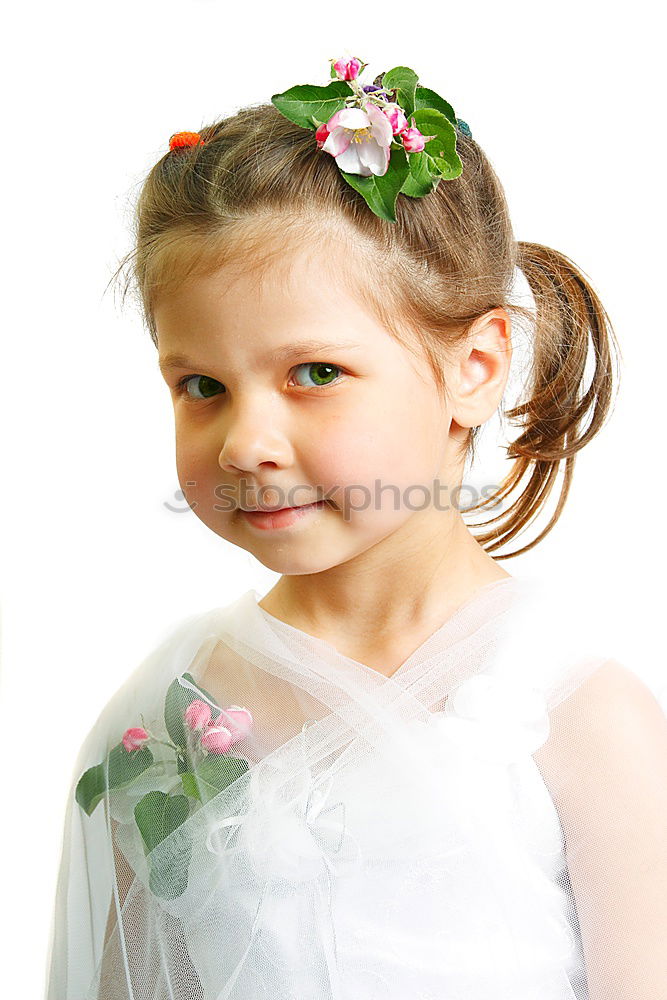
[[174, 362, 347, 401]]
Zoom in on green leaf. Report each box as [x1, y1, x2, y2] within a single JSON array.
[[148, 838, 192, 899], [400, 151, 441, 198], [164, 671, 220, 751], [134, 790, 190, 854], [75, 762, 106, 815], [271, 81, 351, 131], [75, 743, 154, 816], [190, 754, 249, 805], [339, 145, 410, 223], [429, 153, 463, 180], [106, 743, 155, 788], [382, 66, 419, 118], [180, 771, 201, 801], [134, 791, 193, 899], [410, 110, 462, 180], [414, 86, 457, 127]]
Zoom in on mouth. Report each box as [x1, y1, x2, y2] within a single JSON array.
[[239, 500, 327, 512], [238, 499, 327, 530]]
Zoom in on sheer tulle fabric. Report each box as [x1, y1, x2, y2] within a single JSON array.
[[44, 575, 664, 999]]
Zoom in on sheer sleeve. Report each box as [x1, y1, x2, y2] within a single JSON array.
[[94, 813, 204, 1000], [533, 659, 667, 999], [44, 607, 224, 1000]]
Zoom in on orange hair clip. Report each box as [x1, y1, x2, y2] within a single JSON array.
[[169, 131, 205, 151]]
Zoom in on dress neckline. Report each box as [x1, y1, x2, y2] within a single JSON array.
[[250, 575, 521, 682]]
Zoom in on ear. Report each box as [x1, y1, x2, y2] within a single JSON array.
[[449, 308, 512, 430]]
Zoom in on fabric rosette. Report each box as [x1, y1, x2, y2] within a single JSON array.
[[205, 723, 363, 885], [433, 673, 551, 764]]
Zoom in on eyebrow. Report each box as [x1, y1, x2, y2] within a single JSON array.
[[158, 340, 362, 374]]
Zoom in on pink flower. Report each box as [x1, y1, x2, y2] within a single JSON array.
[[219, 705, 254, 742], [400, 118, 437, 154], [320, 103, 394, 177], [184, 699, 212, 732], [199, 705, 253, 754], [315, 122, 331, 148], [383, 103, 408, 136], [332, 56, 362, 81], [200, 724, 234, 754], [122, 727, 149, 752]]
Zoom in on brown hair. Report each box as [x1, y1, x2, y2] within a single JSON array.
[[111, 101, 621, 559]]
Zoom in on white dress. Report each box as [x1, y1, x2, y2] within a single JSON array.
[[44, 573, 663, 1000]]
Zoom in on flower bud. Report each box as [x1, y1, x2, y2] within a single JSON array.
[[332, 56, 362, 81], [122, 727, 149, 752], [184, 699, 212, 732], [219, 705, 254, 743], [383, 103, 408, 135], [315, 122, 331, 148], [400, 120, 437, 154], [200, 724, 234, 754]]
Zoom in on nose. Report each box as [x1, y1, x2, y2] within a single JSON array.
[[218, 403, 292, 475]]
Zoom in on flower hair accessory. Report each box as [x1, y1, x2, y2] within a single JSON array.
[[169, 131, 204, 150], [271, 55, 472, 223]]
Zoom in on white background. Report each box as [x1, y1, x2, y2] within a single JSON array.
[[1, 1, 665, 993]]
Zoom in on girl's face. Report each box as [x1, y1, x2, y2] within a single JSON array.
[[154, 242, 469, 577]]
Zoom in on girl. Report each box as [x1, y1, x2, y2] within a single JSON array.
[[45, 56, 667, 1000]]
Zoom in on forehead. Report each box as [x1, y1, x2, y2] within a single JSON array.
[[151, 218, 430, 382], [156, 213, 358, 298], [154, 237, 381, 344]]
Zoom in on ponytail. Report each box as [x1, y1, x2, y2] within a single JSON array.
[[467, 242, 622, 558]]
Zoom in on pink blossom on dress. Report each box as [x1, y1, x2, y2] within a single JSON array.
[[198, 705, 253, 754], [219, 705, 254, 742], [200, 724, 234, 754], [184, 699, 212, 732], [122, 727, 149, 752]]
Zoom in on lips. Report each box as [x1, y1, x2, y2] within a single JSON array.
[[238, 499, 327, 531], [239, 501, 324, 512]]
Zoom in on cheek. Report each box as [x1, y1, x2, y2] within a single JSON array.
[[310, 393, 446, 492], [175, 432, 215, 501]]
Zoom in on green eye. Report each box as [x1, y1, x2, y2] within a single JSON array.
[[175, 362, 345, 400], [176, 375, 223, 400], [292, 363, 343, 388]]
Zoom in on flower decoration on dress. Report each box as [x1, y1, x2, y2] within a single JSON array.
[[75, 672, 253, 899], [271, 54, 472, 223], [202, 754, 364, 982], [435, 673, 550, 764], [205, 721, 363, 884]]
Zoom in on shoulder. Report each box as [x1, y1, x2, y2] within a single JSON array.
[[535, 659, 667, 834], [549, 658, 666, 752], [534, 660, 667, 993]]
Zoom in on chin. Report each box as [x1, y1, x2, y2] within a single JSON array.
[[251, 547, 348, 576]]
